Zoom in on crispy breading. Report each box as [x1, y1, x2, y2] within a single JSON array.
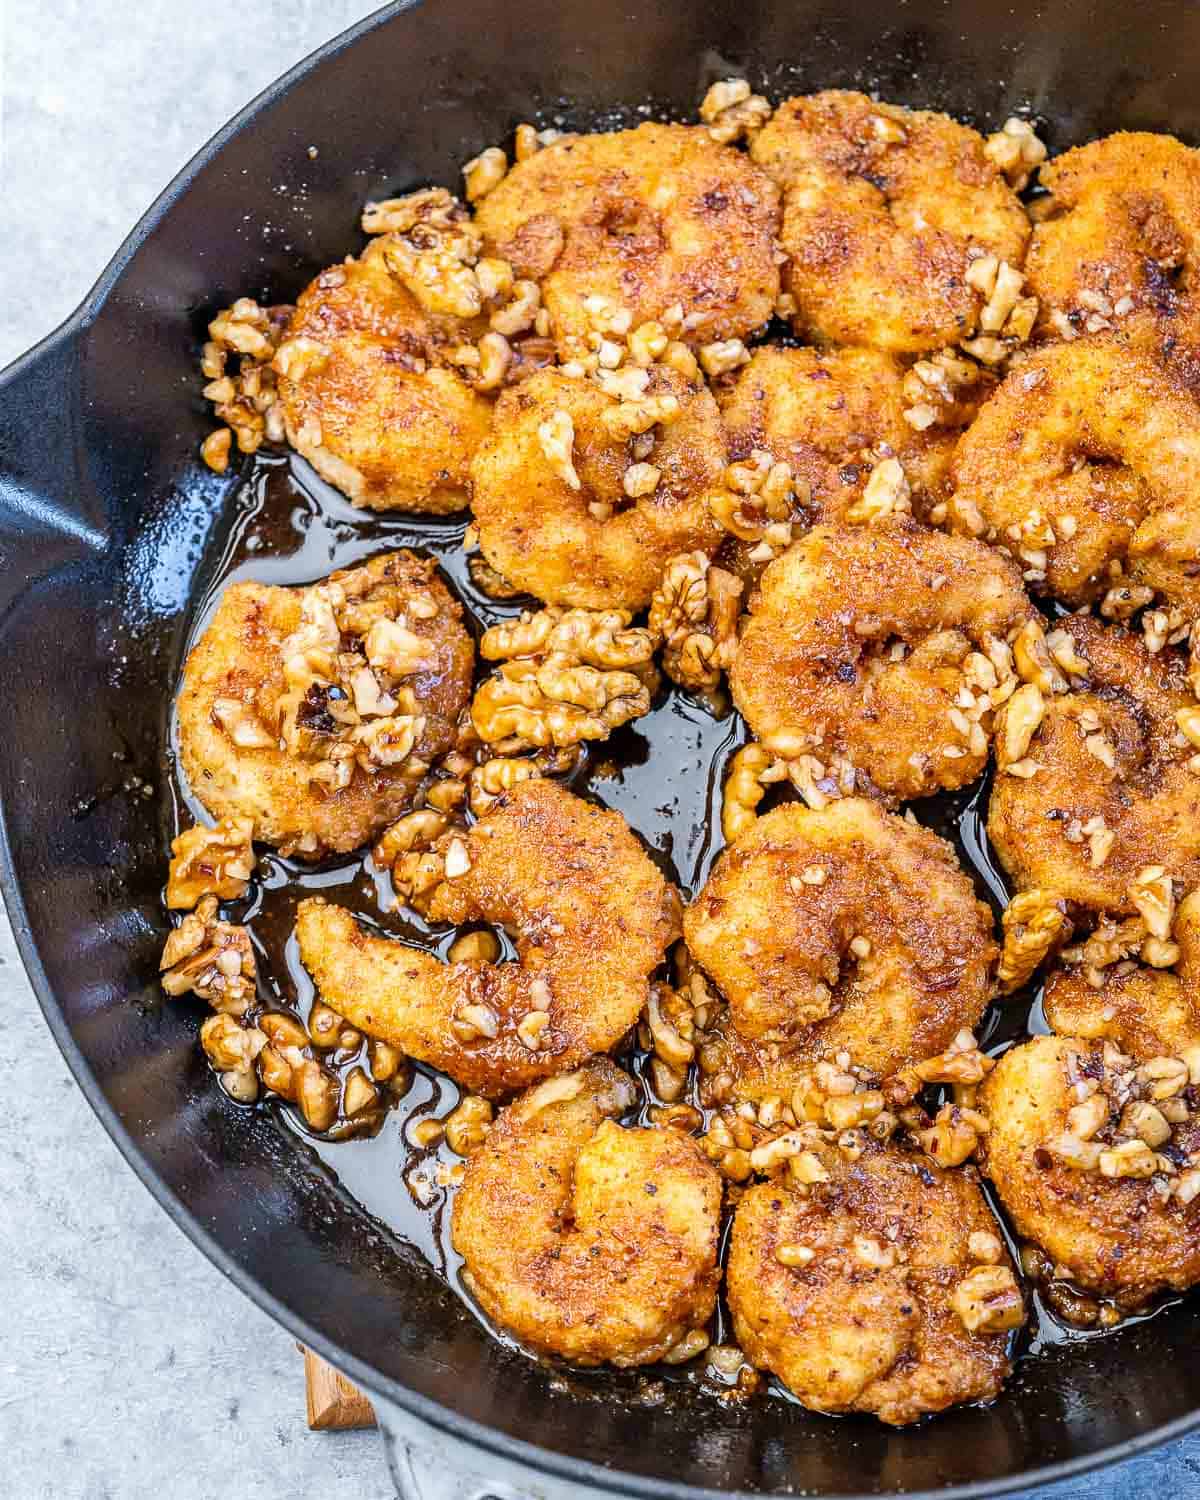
[[717, 345, 962, 529], [176, 551, 472, 857], [729, 519, 1034, 800], [452, 1060, 722, 1365], [275, 243, 491, 512], [475, 123, 780, 355], [988, 615, 1200, 913], [294, 781, 679, 1096], [470, 365, 725, 610], [728, 1142, 1019, 1424], [981, 1034, 1200, 1302], [1025, 132, 1200, 359], [751, 91, 1028, 355], [685, 799, 995, 1089], [949, 339, 1200, 609]]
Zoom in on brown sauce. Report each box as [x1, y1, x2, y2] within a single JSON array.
[[166, 444, 1180, 1393]]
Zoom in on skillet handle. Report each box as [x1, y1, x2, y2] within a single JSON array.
[[0, 318, 109, 618], [375, 1394, 580, 1500]]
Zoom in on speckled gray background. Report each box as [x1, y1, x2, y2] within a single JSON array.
[[2, 3, 1200, 1496]]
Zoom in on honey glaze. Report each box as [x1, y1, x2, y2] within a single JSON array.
[[166, 445, 1163, 1395]]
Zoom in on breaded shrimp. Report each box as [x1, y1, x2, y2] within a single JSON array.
[[948, 340, 1200, 609], [474, 123, 780, 355], [470, 365, 725, 610], [728, 1142, 1020, 1424], [684, 799, 996, 1094], [176, 551, 473, 859], [989, 614, 1200, 914], [717, 345, 963, 528], [751, 92, 1029, 355], [1044, 890, 1200, 1059], [452, 1059, 722, 1366], [981, 1034, 1200, 1303], [294, 780, 679, 1096], [729, 520, 1034, 800], [1024, 133, 1200, 358], [274, 240, 492, 512]]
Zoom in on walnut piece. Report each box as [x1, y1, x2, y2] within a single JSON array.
[[166, 817, 255, 911], [648, 551, 744, 699], [160, 896, 257, 1015], [996, 889, 1069, 993]]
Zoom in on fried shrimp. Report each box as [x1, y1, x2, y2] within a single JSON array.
[[980, 1034, 1200, 1304], [729, 520, 1034, 800], [470, 364, 725, 610], [273, 239, 492, 512], [451, 1059, 722, 1365], [716, 346, 966, 530], [473, 123, 780, 355], [1043, 890, 1200, 1059], [683, 799, 996, 1094], [988, 614, 1200, 914], [948, 340, 1200, 608], [750, 91, 1029, 355], [728, 1141, 1021, 1425], [294, 780, 679, 1096], [176, 551, 473, 858], [1024, 133, 1200, 358]]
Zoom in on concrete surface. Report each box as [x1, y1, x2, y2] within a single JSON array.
[[1, 3, 1199, 1497]]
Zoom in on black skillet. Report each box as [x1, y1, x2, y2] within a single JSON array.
[[4, 0, 1200, 1494]]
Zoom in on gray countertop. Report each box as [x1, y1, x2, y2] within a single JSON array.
[[1, 4, 1198, 1495]]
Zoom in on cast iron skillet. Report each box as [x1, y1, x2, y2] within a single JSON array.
[[5, 0, 1200, 1493]]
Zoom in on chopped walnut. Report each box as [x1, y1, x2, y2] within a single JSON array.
[[902, 348, 993, 431], [984, 116, 1048, 191], [463, 146, 508, 201], [166, 817, 256, 911], [537, 408, 581, 489], [1129, 865, 1176, 942], [471, 606, 658, 751], [721, 742, 788, 842], [997, 889, 1069, 993], [200, 296, 292, 463], [951, 1265, 1024, 1333], [699, 79, 772, 144], [698, 340, 750, 378], [648, 551, 744, 700], [160, 896, 257, 1016], [917, 1103, 989, 1167], [708, 449, 801, 562], [845, 457, 911, 523]]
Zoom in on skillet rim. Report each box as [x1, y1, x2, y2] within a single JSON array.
[[1, 1, 1199, 1492]]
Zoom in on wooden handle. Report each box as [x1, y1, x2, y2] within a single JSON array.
[[303, 1346, 377, 1429]]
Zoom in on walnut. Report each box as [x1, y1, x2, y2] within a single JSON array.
[[983, 117, 1048, 192], [917, 1103, 989, 1167], [160, 896, 257, 1015], [996, 889, 1069, 993], [648, 551, 744, 700], [463, 146, 508, 201], [720, 743, 787, 842], [708, 449, 800, 562], [472, 607, 658, 751], [996, 682, 1046, 771], [537, 409, 581, 489], [201, 296, 292, 460], [467, 748, 579, 816], [950, 1266, 1024, 1334], [166, 817, 256, 911], [370, 191, 487, 319], [1129, 865, 1176, 941], [902, 348, 993, 432], [845, 457, 911, 523]]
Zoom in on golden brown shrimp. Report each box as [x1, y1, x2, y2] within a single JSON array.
[[989, 614, 1200, 914], [980, 1034, 1200, 1304], [948, 340, 1200, 609], [683, 799, 996, 1096], [293, 780, 679, 1096], [469, 364, 725, 610], [1043, 889, 1200, 1060], [729, 520, 1035, 801], [176, 551, 473, 859], [750, 92, 1029, 356], [474, 123, 781, 356], [716, 345, 967, 531], [274, 238, 492, 512], [451, 1059, 722, 1366], [727, 1140, 1021, 1425], [1024, 133, 1200, 360]]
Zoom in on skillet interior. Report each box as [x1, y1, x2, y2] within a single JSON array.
[[5, 0, 1200, 1492]]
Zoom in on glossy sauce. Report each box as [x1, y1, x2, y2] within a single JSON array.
[[167, 444, 1175, 1390]]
